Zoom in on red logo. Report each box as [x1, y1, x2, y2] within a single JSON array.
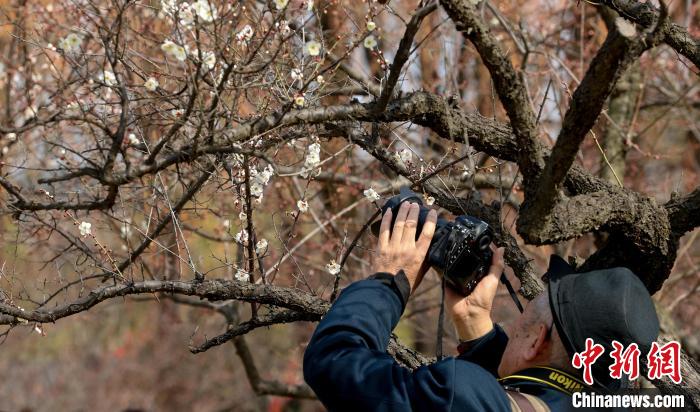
[[571, 339, 683, 384], [647, 341, 682, 384], [572, 338, 605, 385], [609, 340, 641, 380]]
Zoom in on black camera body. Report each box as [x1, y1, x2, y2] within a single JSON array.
[[371, 187, 493, 296]]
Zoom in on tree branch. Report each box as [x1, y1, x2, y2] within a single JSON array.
[[519, 27, 647, 240], [598, 0, 700, 70], [439, 0, 544, 179], [375, 2, 437, 111], [665, 187, 700, 236]]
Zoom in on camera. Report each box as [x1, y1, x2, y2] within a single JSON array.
[[371, 187, 493, 296]]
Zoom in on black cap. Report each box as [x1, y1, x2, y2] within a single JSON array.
[[545, 255, 660, 391]]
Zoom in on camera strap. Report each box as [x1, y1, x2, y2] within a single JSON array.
[[499, 366, 587, 396], [500, 273, 524, 313]]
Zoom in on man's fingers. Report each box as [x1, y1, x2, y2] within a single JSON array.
[[378, 209, 392, 249], [416, 209, 437, 251], [489, 246, 505, 273], [401, 203, 420, 244], [390, 202, 410, 247]]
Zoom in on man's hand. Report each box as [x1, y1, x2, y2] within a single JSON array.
[[445, 246, 505, 341], [373, 201, 437, 293]]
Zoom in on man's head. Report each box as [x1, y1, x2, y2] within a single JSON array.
[[498, 290, 572, 378], [498, 256, 660, 390]]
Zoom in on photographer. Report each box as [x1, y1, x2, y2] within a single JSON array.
[[303, 200, 660, 411]]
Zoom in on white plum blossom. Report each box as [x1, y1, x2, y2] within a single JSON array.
[[306, 0, 313, 11], [305, 40, 321, 56], [316, 75, 325, 84], [364, 35, 378, 49], [294, 95, 305, 107], [171, 108, 185, 117], [144, 77, 159, 91], [326, 260, 341, 275], [236, 25, 254, 44], [120, 222, 132, 238], [161, 40, 187, 61], [234, 229, 249, 245], [222, 219, 230, 228], [366, 21, 376, 31], [250, 182, 264, 197], [239, 211, 248, 223], [202, 51, 216, 69], [6, 133, 17, 142], [277, 20, 291, 35], [192, 0, 217, 22], [425, 195, 435, 206], [274, 0, 288, 10], [255, 239, 268, 254], [301, 142, 321, 178], [178, 3, 195, 27], [290, 68, 303, 81], [399, 149, 412, 164], [161, 0, 178, 15], [235, 267, 249, 282], [78, 221, 92, 236], [128, 133, 140, 145], [363, 187, 381, 202], [249, 164, 274, 198], [58, 33, 82, 54], [101, 71, 117, 86], [297, 200, 309, 213]]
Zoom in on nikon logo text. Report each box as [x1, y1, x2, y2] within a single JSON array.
[[549, 372, 584, 391]]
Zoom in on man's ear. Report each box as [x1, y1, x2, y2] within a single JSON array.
[[523, 323, 549, 361]]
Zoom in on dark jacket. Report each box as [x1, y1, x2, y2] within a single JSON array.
[[303, 274, 575, 411]]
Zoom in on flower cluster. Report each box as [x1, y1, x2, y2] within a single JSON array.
[[326, 260, 341, 275], [234, 267, 249, 282], [202, 51, 216, 69], [290, 68, 303, 82], [305, 40, 322, 57], [297, 200, 309, 213], [58, 33, 82, 54], [363, 187, 381, 202], [249, 164, 274, 201], [162, 0, 217, 25], [364, 35, 377, 49], [255, 239, 268, 254], [274, 0, 288, 10], [161, 40, 187, 61], [276, 20, 291, 36], [191, 0, 217, 22], [78, 221, 92, 237], [161, 0, 178, 15], [236, 25, 254, 44], [301, 142, 321, 178], [127, 133, 140, 145], [144, 77, 159, 91], [234, 229, 249, 245], [101, 71, 117, 86]]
